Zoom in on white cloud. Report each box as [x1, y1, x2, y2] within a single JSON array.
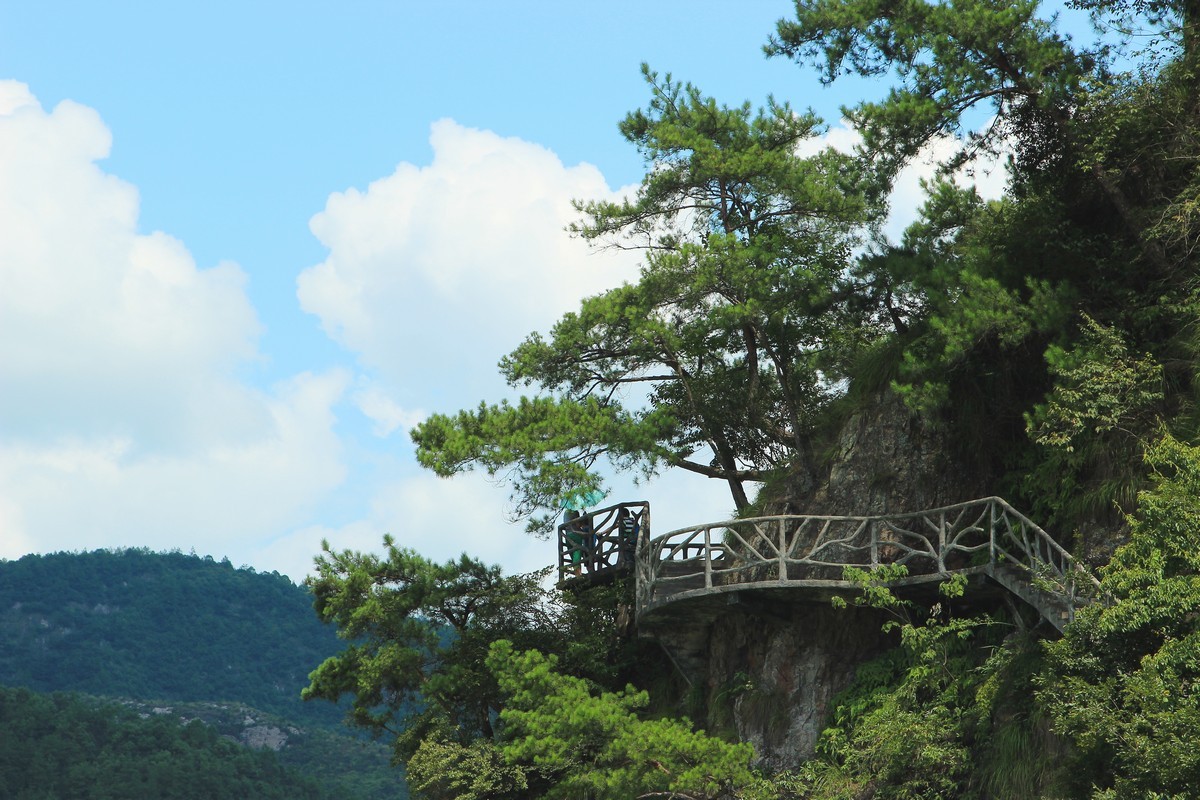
[[369, 473, 549, 571], [291, 123, 665, 578], [885, 134, 1008, 241], [0, 83, 263, 451], [269, 463, 740, 583], [803, 119, 1009, 242], [0, 81, 37, 116], [297, 119, 642, 408], [353, 382, 425, 438], [0, 371, 348, 558], [289, 117, 1011, 583], [264, 472, 552, 582], [0, 82, 348, 567]]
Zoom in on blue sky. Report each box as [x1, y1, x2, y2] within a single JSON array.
[[0, 1, 1011, 581]]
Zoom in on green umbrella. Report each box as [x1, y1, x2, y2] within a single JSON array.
[[559, 488, 607, 512]]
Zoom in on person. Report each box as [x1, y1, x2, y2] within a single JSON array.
[[616, 507, 638, 568], [563, 509, 585, 576], [578, 512, 595, 573]]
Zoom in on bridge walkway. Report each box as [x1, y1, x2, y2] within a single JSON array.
[[558, 497, 1100, 635]]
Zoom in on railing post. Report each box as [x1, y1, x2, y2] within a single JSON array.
[[778, 519, 788, 581], [635, 512, 650, 615], [937, 511, 946, 572], [557, 533, 565, 584], [989, 500, 997, 567], [871, 520, 879, 568], [704, 526, 713, 589]]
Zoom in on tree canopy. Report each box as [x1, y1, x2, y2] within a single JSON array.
[[303, 539, 554, 756], [766, 0, 1200, 527], [0, 687, 330, 800], [320, 1, 1200, 797], [412, 1, 1200, 534], [304, 539, 766, 799], [413, 66, 882, 528], [303, 536, 661, 762], [1042, 434, 1200, 797]]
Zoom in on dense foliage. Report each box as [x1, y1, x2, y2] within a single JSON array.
[[304, 538, 670, 763], [769, 0, 1200, 527], [314, 0, 1200, 798], [773, 570, 1066, 798], [0, 549, 405, 800], [484, 640, 756, 799], [413, 0, 1200, 538], [305, 541, 764, 799], [0, 548, 341, 724], [413, 66, 881, 529], [0, 686, 329, 800], [1042, 434, 1200, 798]]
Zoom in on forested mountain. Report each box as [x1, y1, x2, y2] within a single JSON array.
[[0, 686, 331, 800], [0, 549, 406, 799], [0, 548, 337, 722]]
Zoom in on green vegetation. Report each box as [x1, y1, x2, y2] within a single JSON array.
[[414, 0, 1200, 544], [0, 548, 342, 725], [34, 2, 1200, 792], [397, 642, 760, 800], [1042, 435, 1200, 798], [0, 549, 405, 799], [768, 0, 1200, 530], [777, 434, 1200, 798], [484, 640, 756, 799], [412, 65, 879, 529], [310, 0, 1200, 797], [303, 538, 669, 763], [0, 686, 329, 799], [299, 466, 1194, 771], [777, 568, 1062, 798], [113, 698, 408, 800], [304, 541, 759, 798]]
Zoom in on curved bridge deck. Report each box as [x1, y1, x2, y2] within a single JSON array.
[[560, 497, 1101, 633]]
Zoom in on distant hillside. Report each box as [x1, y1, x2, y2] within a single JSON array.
[[112, 696, 406, 800], [0, 549, 407, 799], [0, 685, 332, 799], [0, 549, 339, 723]]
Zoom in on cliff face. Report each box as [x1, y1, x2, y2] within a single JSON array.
[[704, 602, 893, 770], [768, 391, 990, 517], [695, 391, 990, 767]]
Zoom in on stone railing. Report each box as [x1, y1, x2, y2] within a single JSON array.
[[635, 497, 1101, 627], [557, 501, 650, 583]]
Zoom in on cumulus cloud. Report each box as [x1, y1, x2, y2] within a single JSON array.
[[289, 117, 1011, 581], [353, 381, 425, 438], [259, 472, 552, 583], [297, 119, 642, 408], [0, 83, 262, 450], [801, 119, 1009, 242], [0, 82, 347, 565], [0, 371, 348, 558], [290, 120, 720, 578], [263, 463, 739, 584]]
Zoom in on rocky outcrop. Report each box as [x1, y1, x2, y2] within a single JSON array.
[[705, 601, 894, 770], [674, 391, 992, 767], [127, 701, 300, 753], [240, 724, 291, 752], [767, 391, 989, 517]]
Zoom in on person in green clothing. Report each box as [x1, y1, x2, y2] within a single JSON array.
[[563, 509, 587, 576], [560, 489, 605, 577]]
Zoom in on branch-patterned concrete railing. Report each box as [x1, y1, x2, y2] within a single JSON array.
[[558, 501, 650, 584], [635, 497, 1101, 629]]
